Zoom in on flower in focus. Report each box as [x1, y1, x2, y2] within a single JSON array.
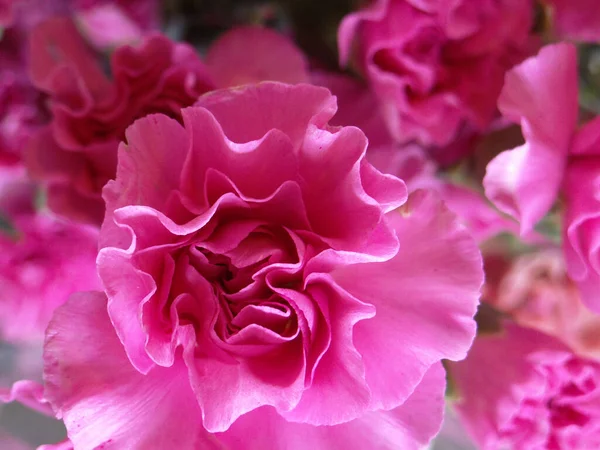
[[43, 82, 483, 449], [488, 249, 600, 361], [450, 322, 600, 449], [26, 17, 214, 225], [338, 0, 537, 146], [484, 42, 600, 313]]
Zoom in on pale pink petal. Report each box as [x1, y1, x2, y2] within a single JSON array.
[[218, 363, 446, 450], [206, 26, 309, 88], [75, 4, 143, 51], [38, 440, 73, 450], [484, 43, 578, 234], [195, 82, 336, 146], [0, 380, 53, 416], [450, 323, 600, 449], [439, 182, 521, 242], [43, 292, 221, 450], [329, 190, 482, 411]]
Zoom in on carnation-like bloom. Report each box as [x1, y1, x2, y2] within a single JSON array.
[[338, 0, 536, 146], [450, 323, 600, 449], [43, 82, 483, 449], [484, 42, 600, 313], [26, 17, 214, 224]]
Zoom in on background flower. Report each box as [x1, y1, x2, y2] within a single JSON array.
[[338, 0, 537, 146], [450, 322, 600, 449]]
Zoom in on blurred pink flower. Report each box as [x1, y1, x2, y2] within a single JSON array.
[[338, 0, 537, 146], [450, 323, 600, 449], [545, 0, 600, 42], [484, 42, 600, 313], [0, 168, 100, 343], [206, 26, 310, 88], [26, 17, 214, 225], [490, 249, 600, 361], [27, 22, 317, 226], [43, 82, 483, 449]]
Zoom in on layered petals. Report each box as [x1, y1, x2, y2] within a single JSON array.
[[27, 17, 214, 224], [330, 190, 482, 411], [69, 82, 484, 444], [450, 323, 600, 449], [484, 43, 578, 234], [44, 292, 221, 450], [338, 0, 536, 146]]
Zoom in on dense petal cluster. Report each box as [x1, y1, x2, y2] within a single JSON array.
[[451, 323, 600, 449], [2, 0, 600, 447], [42, 82, 483, 448]]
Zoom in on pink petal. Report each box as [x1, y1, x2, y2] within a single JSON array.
[[563, 158, 600, 313], [439, 182, 521, 242], [0, 380, 53, 416], [217, 362, 446, 450], [43, 292, 220, 450], [330, 189, 482, 411], [484, 43, 578, 234], [195, 82, 336, 146], [311, 71, 394, 148], [206, 26, 309, 88], [75, 4, 143, 51], [276, 280, 375, 426]]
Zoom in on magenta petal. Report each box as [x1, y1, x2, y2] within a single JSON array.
[[206, 26, 309, 88], [331, 190, 482, 411], [278, 279, 375, 426], [28, 17, 111, 104], [43, 292, 219, 450], [484, 43, 578, 234]]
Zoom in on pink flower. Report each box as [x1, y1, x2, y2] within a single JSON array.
[[450, 323, 600, 449], [489, 249, 600, 361], [26, 17, 214, 225], [483, 42, 600, 312], [43, 82, 483, 448], [0, 168, 100, 343], [338, 0, 536, 146]]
